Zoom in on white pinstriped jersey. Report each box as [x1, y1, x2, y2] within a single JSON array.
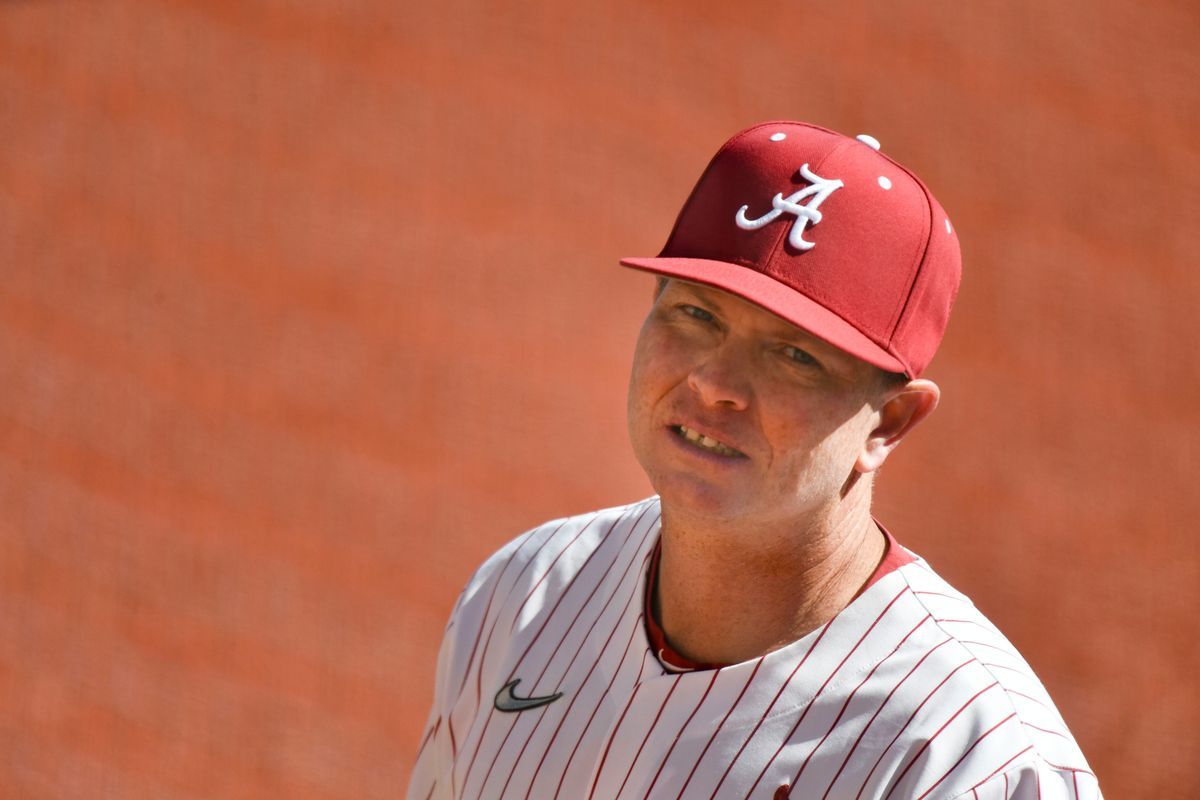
[[408, 497, 1100, 799]]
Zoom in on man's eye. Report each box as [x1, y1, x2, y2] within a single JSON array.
[[783, 345, 818, 367], [681, 304, 715, 322]]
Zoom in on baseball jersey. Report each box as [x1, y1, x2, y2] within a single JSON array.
[[407, 497, 1100, 799]]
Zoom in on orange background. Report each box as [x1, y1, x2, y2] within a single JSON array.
[[2, 1, 1197, 798]]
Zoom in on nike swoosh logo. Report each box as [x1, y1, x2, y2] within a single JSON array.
[[493, 679, 562, 713]]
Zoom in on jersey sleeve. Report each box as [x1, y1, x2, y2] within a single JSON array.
[[952, 759, 1103, 800], [405, 587, 465, 800], [405, 527, 541, 800], [406, 706, 446, 800]]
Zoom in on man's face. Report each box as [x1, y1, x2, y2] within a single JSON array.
[[627, 279, 883, 529]]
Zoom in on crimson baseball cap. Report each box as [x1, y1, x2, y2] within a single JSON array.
[[620, 121, 961, 377]]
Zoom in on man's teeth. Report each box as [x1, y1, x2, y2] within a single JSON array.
[[677, 425, 739, 456]]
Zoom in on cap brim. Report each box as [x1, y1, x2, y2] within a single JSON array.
[[620, 256, 910, 375]]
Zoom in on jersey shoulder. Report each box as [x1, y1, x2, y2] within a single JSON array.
[[454, 497, 659, 621], [435, 497, 661, 710], [885, 555, 1100, 797]]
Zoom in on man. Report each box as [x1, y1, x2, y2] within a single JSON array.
[[408, 121, 1100, 799]]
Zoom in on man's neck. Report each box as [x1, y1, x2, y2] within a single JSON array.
[[653, 495, 885, 666]]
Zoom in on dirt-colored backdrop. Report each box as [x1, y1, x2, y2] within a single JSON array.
[[2, 1, 1196, 798]]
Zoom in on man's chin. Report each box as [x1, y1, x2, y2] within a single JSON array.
[[651, 475, 747, 523]]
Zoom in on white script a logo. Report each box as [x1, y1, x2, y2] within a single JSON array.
[[734, 164, 844, 251]]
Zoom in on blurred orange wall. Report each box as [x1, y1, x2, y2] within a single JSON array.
[[1, 1, 1197, 797]]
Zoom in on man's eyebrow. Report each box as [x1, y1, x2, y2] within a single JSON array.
[[759, 314, 852, 366], [675, 282, 726, 312], [770, 323, 824, 348]]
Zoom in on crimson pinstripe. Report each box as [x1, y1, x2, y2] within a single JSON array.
[[491, 506, 660, 798], [408, 499, 1100, 799], [673, 660, 764, 799], [706, 620, 836, 800], [880, 683, 1002, 797], [790, 613, 933, 789], [590, 649, 656, 799], [643, 670, 720, 797], [435, 519, 575, 795], [478, 505, 660, 798], [463, 506, 650, 797], [613, 668, 681, 797], [853, 658, 976, 797], [421, 514, 570, 791], [916, 712, 1017, 800], [526, 559, 652, 799], [821, 637, 953, 798], [456, 511, 609, 785], [552, 612, 648, 800], [743, 586, 914, 798], [459, 520, 569, 704]]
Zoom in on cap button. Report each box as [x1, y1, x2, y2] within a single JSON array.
[[855, 134, 881, 151]]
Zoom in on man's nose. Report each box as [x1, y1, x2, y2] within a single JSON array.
[[686, 345, 752, 410]]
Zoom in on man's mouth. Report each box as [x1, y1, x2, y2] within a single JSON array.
[[671, 425, 744, 457]]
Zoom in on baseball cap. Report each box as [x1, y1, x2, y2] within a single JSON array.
[[620, 121, 961, 377]]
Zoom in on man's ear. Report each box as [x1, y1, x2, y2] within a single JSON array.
[[856, 379, 940, 474]]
